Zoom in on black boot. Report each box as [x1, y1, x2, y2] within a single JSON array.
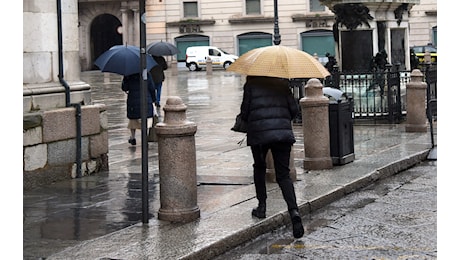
[[289, 209, 304, 238], [251, 202, 266, 219]]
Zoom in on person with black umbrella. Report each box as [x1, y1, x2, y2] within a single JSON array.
[[122, 72, 156, 145], [150, 55, 168, 109]]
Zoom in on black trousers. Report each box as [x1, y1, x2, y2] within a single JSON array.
[[250, 142, 299, 212]]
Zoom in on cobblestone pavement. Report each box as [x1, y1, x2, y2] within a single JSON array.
[[215, 160, 437, 259]]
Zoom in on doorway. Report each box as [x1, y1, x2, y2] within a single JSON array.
[[91, 14, 122, 70]]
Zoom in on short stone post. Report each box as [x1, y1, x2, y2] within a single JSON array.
[[405, 69, 427, 132], [155, 96, 200, 222], [265, 148, 297, 183], [424, 50, 432, 65], [170, 60, 178, 76], [206, 56, 213, 75], [300, 78, 333, 170], [103, 72, 110, 83]]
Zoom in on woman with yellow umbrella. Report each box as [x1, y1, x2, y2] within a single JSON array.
[[228, 45, 330, 239]]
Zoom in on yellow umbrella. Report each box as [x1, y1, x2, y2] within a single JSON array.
[[227, 45, 330, 79]]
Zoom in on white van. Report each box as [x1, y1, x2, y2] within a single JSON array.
[[186, 46, 238, 71]]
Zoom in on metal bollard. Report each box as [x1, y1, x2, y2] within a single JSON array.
[[206, 56, 213, 75], [405, 69, 428, 132], [299, 78, 333, 170], [155, 96, 200, 222]]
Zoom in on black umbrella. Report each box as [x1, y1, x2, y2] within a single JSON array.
[[94, 45, 158, 76], [146, 41, 179, 56]]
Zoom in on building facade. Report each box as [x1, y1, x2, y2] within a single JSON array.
[[77, 0, 436, 72], [23, 0, 436, 188]]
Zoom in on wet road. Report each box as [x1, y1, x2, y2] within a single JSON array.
[[23, 68, 437, 259], [23, 68, 254, 259], [215, 160, 437, 259]]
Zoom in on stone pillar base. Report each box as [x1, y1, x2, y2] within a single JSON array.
[[405, 124, 427, 132], [304, 157, 333, 170], [158, 207, 200, 223]]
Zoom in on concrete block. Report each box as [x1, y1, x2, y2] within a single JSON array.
[[42, 107, 76, 142], [23, 126, 43, 146], [24, 144, 47, 171], [81, 105, 101, 136], [32, 92, 66, 111], [23, 52, 53, 84], [48, 138, 89, 165], [90, 131, 108, 158]]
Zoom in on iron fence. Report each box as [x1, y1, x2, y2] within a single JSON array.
[[290, 63, 437, 124]]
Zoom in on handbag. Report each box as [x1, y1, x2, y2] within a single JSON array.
[[231, 113, 247, 133]]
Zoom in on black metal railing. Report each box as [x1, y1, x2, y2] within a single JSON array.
[[290, 63, 437, 124]]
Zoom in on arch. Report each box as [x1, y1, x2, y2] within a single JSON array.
[[236, 32, 272, 56], [90, 14, 122, 70]]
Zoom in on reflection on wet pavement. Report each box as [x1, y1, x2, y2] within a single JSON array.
[[23, 69, 253, 259]]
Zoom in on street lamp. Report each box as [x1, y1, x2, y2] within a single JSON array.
[[273, 0, 281, 45]]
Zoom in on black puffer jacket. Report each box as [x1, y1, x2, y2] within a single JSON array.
[[240, 76, 299, 146]]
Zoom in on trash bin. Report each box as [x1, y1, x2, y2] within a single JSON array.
[[323, 87, 355, 165]]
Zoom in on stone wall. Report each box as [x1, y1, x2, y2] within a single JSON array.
[[23, 104, 109, 190]]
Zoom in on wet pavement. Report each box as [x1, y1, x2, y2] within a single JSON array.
[[23, 67, 436, 259]]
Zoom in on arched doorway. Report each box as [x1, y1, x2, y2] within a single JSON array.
[[91, 14, 122, 69]]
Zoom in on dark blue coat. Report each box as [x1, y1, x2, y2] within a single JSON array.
[[122, 73, 156, 119], [239, 76, 298, 146]]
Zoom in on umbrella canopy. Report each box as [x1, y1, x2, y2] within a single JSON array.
[[146, 41, 179, 56], [227, 45, 330, 79], [94, 45, 158, 76]]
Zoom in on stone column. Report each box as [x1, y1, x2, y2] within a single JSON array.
[[300, 78, 333, 170], [132, 8, 140, 46], [405, 69, 427, 132], [121, 7, 129, 45], [155, 97, 200, 222]]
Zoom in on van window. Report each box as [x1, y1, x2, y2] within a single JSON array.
[[209, 49, 221, 56]]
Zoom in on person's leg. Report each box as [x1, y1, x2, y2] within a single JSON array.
[[271, 142, 304, 238], [129, 129, 136, 145], [250, 144, 269, 218], [155, 82, 162, 107], [270, 142, 297, 210]]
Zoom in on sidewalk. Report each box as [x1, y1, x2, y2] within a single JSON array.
[[23, 69, 435, 259]]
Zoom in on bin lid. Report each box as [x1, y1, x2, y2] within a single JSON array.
[[323, 87, 347, 103]]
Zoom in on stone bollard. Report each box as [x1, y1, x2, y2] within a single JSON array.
[[155, 96, 200, 222], [103, 72, 110, 83], [265, 149, 297, 183], [170, 60, 178, 76], [206, 56, 213, 75], [424, 50, 432, 65], [405, 69, 427, 132], [300, 78, 333, 170]]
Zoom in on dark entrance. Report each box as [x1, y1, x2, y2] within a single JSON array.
[[341, 30, 373, 72], [391, 29, 406, 69], [91, 14, 122, 70]]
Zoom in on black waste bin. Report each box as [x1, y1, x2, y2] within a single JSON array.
[[323, 87, 355, 165]]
